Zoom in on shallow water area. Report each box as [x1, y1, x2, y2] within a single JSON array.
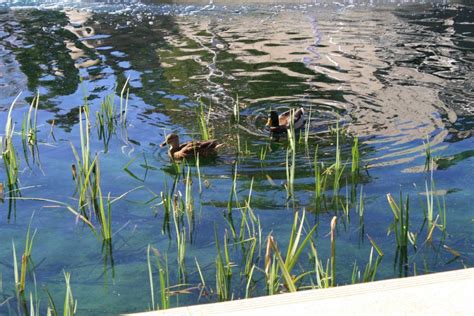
[[0, 0, 473, 314]]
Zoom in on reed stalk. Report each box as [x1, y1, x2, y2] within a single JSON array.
[[19, 217, 37, 294], [351, 247, 382, 283], [70, 107, 93, 215], [63, 272, 77, 316], [196, 154, 202, 195], [285, 109, 296, 203], [119, 76, 130, 125], [184, 165, 194, 240], [330, 216, 337, 287], [265, 211, 318, 292], [96, 94, 117, 152], [147, 245, 170, 310], [313, 146, 327, 210], [227, 162, 240, 215], [423, 136, 431, 172], [259, 145, 268, 161], [166, 183, 187, 279], [10, 214, 37, 296], [2, 94, 21, 209], [233, 95, 240, 124], [21, 92, 40, 167], [351, 137, 359, 175], [309, 241, 330, 289], [215, 230, 233, 301], [331, 124, 345, 198], [197, 101, 212, 140], [92, 158, 112, 241], [194, 258, 207, 300], [387, 192, 409, 248]]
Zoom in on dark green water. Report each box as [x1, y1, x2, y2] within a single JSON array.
[[0, 1, 473, 314]]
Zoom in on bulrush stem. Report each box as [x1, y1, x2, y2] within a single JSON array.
[[19, 254, 27, 293], [330, 216, 337, 287]]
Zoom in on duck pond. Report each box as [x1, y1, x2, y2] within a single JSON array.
[[0, 0, 473, 314]]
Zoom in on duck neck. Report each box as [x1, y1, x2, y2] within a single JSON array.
[[168, 140, 180, 155], [168, 145, 176, 155], [269, 112, 279, 127]]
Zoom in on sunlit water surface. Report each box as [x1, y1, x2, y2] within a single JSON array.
[[0, 0, 473, 314]]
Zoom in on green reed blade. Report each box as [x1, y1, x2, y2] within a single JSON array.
[[146, 245, 156, 310]]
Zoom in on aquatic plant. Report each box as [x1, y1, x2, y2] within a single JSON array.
[[387, 192, 409, 248], [329, 216, 337, 287], [48, 119, 57, 143], [236, 179, 262, 282], [44, 271, 77, 316], [11, 214, 37, 296], [194, 258, 208, 300], [351, 246, 382, 284], [28, 275, 40, 316], [70, 106, 138, 241], [21, 92, 40, 168], [62, 272, 77, 316], [357, 185, 365, 220], [122, 153, 152, 183], [233, 95, 240, 124], [423, 136, 432, 172], [196, 154, 203, 195], [418, 168, 447, 236], [259, 144, 268, 161], [119, 76, 130, 126], [285, 109, 297, 203], [2, 95, 22, 217], [91, 158, 113, 241], [313, 146, 328, 210], [147, 245, 170, 311], [227, 162, 240, 215], [196, 101, 212, 141], [351, 137, 359, 176], [96, 94, 117, 152], [184, 164, 194, 240], [215, 229, 234, 301], [331, 124, 345, 199], [70, 107, 93, 215], [303, 107, 312, 150], [264, 211, 318, 293]]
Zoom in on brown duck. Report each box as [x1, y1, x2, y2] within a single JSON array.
[[265, 108, 305, 133], [160, 133, 223, 160]]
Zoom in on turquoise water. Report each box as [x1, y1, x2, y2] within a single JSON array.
[[0, 1, 473, 314]]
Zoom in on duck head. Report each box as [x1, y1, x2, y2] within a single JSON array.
[[266, 111, 279, 128], [160, 133, 180, 149]]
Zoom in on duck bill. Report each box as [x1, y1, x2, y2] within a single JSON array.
[[160, 142, 167, 147], [265, 118, 272, 127]]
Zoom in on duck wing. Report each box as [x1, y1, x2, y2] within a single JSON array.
[[195, 139, 221, 149], [278, 110, 291, 127], [278, 108, 305, 128], [179, 140, 221, 154], [293, 108, 305, 129]]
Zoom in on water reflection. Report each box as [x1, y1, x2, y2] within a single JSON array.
[[2, 7, 473, 159], [0, 2, 472, 167]]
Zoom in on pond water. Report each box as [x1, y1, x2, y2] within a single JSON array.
[[0, 0, 473, 314]]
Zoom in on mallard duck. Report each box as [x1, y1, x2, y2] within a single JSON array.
[[160, 133, 223, 160], [265, 108, 305, 133]]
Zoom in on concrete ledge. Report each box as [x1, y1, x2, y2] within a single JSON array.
[[125, 268, 474, 316]]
